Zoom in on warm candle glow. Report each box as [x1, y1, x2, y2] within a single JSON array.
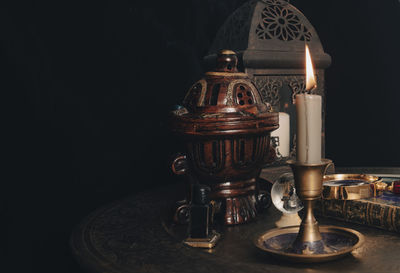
[[305, 44, 317, 91]]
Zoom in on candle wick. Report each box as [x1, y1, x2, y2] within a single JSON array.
[[306, 85, 317, 94], [311, 85, 317, 93]]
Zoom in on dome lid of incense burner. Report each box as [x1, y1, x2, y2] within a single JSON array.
[[171, 50, 279, 137]]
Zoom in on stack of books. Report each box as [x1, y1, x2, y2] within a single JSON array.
[[315, 175, 400, 233]]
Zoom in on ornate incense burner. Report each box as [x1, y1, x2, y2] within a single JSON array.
[[170, 50, 279, 225]]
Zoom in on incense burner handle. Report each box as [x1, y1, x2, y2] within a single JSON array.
[[171, 153, 192, 224], [171, 154, 188, 175]]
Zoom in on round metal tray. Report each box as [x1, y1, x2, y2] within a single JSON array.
[[254, 225, 364, 263]]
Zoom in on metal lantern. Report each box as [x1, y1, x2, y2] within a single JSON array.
[[205, 0, 331, 161], [170, 50, 278, 225]]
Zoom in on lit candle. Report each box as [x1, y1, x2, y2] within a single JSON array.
[[271, 112, 290, 157], [295, 45, 322, 164]]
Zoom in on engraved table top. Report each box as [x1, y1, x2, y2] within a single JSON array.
[[71, 167, 400, 273]]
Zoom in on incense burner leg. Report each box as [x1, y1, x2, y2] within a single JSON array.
[[223, 194, 258, 225], [212, 178, 259, 225]]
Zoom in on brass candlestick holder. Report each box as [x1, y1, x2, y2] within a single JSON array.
[[288, 159, 333, 253], [255, 158, 365, 262]]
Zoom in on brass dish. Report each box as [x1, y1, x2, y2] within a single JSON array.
[[254, 225, 364, 263], [322, 174, 383, 200]]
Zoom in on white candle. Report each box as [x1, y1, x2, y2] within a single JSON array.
[[295, 94, 321, 164], [271, 112, 290, 157], [295, 44, 322, 164]]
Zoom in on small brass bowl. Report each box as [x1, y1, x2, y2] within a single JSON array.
[[322, 174, 382, 200]]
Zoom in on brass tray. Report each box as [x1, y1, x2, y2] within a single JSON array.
[[254, 225, 364, 263], [322, 174, 382, 200]]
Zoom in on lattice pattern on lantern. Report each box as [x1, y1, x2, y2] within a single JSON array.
[[256, 2, 312, 41]]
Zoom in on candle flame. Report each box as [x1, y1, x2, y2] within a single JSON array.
[[305, 44, 317, 91]]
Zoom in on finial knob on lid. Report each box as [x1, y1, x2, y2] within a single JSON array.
[[216, 49, 238, 72]]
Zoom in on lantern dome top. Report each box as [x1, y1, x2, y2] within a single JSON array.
[[207, 0, 331, 69]]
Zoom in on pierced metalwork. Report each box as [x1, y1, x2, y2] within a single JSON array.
[[235, 84, 255, 106], [226, 79, 255, 106], [183, 79, 207, 108], [191, 140, 226, 175], [256, 2, 312, 41], [253, 75, 323, 105], [253, 76, 302, 105], [254, 77, 282, 107], [287, 76, 307, 103], [231, 136, 267, 170]]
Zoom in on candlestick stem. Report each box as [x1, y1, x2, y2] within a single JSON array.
[[287, 159, 332, 254], [293, 200, 322, 244]]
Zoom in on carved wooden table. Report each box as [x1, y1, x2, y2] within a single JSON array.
[[71, 167, 400, 273]]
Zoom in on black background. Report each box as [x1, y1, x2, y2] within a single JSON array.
[[3, 1, 399, 272]]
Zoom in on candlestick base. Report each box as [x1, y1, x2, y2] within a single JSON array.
[[254, 159, 364, 262], [254, 225, 364, 263]]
